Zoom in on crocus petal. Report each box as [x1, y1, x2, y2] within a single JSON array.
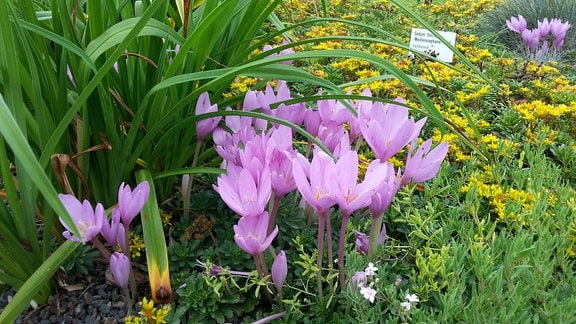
[[261, 225, 279, 253], [118, 182, 150, 226], [354, 231, 369, 255], [110, 252, 131, 289], [402, 141, 448, 185], [58, 194, 103, 242], [101, 208, 120, 246], [271, 251, 288, 292]]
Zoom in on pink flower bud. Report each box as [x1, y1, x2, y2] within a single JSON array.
[[271, 250, 287, 292]]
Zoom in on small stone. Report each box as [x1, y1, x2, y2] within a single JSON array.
[[104, 317, 118, 324], [99, 301, 112, 314], [74, 304, 82, 315], [84, 292, 93, 304]]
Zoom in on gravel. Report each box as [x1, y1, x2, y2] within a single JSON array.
[[0, 261, 133, 324]]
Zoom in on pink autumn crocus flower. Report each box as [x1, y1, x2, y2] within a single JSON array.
[[550, 18, 571, 40], [401, 139, 449, 186], [333, 150, 389, 216], [550, 18, 571, 50], [233, 212, 278, 255], [58, 194, 105, 242], [100, 208, 122, 248], [110, 252, 131, 289], [291, 150, 338, 214], [195, 92, 222, 142], [269, 149, 297, 197], [214, 164, 272, 217], [369, 162, 401, 217], [117, 181, 150, 226], [506, 15, 528, 34], [537, 18, 551, 37], [271, 250, 288, 292], [521, 29, 540, 52], [358, 98, 425, 162], [263, 40, 295, 65]]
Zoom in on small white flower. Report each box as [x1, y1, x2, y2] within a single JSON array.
[[406, 293, 420, 303], [360, 286, 377, 303], [364, 262, 378, 276], [400, 301, 412, 311]]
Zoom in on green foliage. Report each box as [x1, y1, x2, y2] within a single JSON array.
[[60, 244, 100, 276], [170, 272, 258, 324]]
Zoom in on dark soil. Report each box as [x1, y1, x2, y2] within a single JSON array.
[[0, 260, 133, 324]]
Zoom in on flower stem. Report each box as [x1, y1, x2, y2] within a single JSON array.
[[91, 238, 111, 260], [368, 212, 384, 259], [323, 210, 335, 293], [324, 211, 334, 270], [182, 138, 202, 221], [337, 214, 350, 289], [267, 195, 282, 236], [316, 212, 325, 303]]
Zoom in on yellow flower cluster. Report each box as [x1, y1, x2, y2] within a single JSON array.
[[419, 61, 465, 84], [129, 232, 145, 259], [513, 100, 576, 122], [224, 76, 259, 98], [426, 0, 501, 28], [125, 297, 171, 324], [461, 167, 536, 222], [455, 84, 491, 105]]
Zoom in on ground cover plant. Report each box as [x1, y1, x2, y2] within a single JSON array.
[[1, 0, 576, 322]]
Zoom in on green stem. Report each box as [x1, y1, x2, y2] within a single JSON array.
[[368, 212, 384, 259]]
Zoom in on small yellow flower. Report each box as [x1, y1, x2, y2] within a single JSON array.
[[130, 232, 145, 259]]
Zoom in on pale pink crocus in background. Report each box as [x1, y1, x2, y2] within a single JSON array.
[[58, 194, 105, 242], [521, 29, 540, 52], [195, 92, 222, 142], [506, 15, 527, 34], [537, 18, 551, 37], [263, 40, 295, 65]]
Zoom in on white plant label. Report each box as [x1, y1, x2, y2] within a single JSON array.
[[409, 28, 457, 63]]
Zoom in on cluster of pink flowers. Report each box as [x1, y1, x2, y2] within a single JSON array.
[[203, 79, 448, 288], [57, 182, 149, 289], [506, 15, 571, 61]]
